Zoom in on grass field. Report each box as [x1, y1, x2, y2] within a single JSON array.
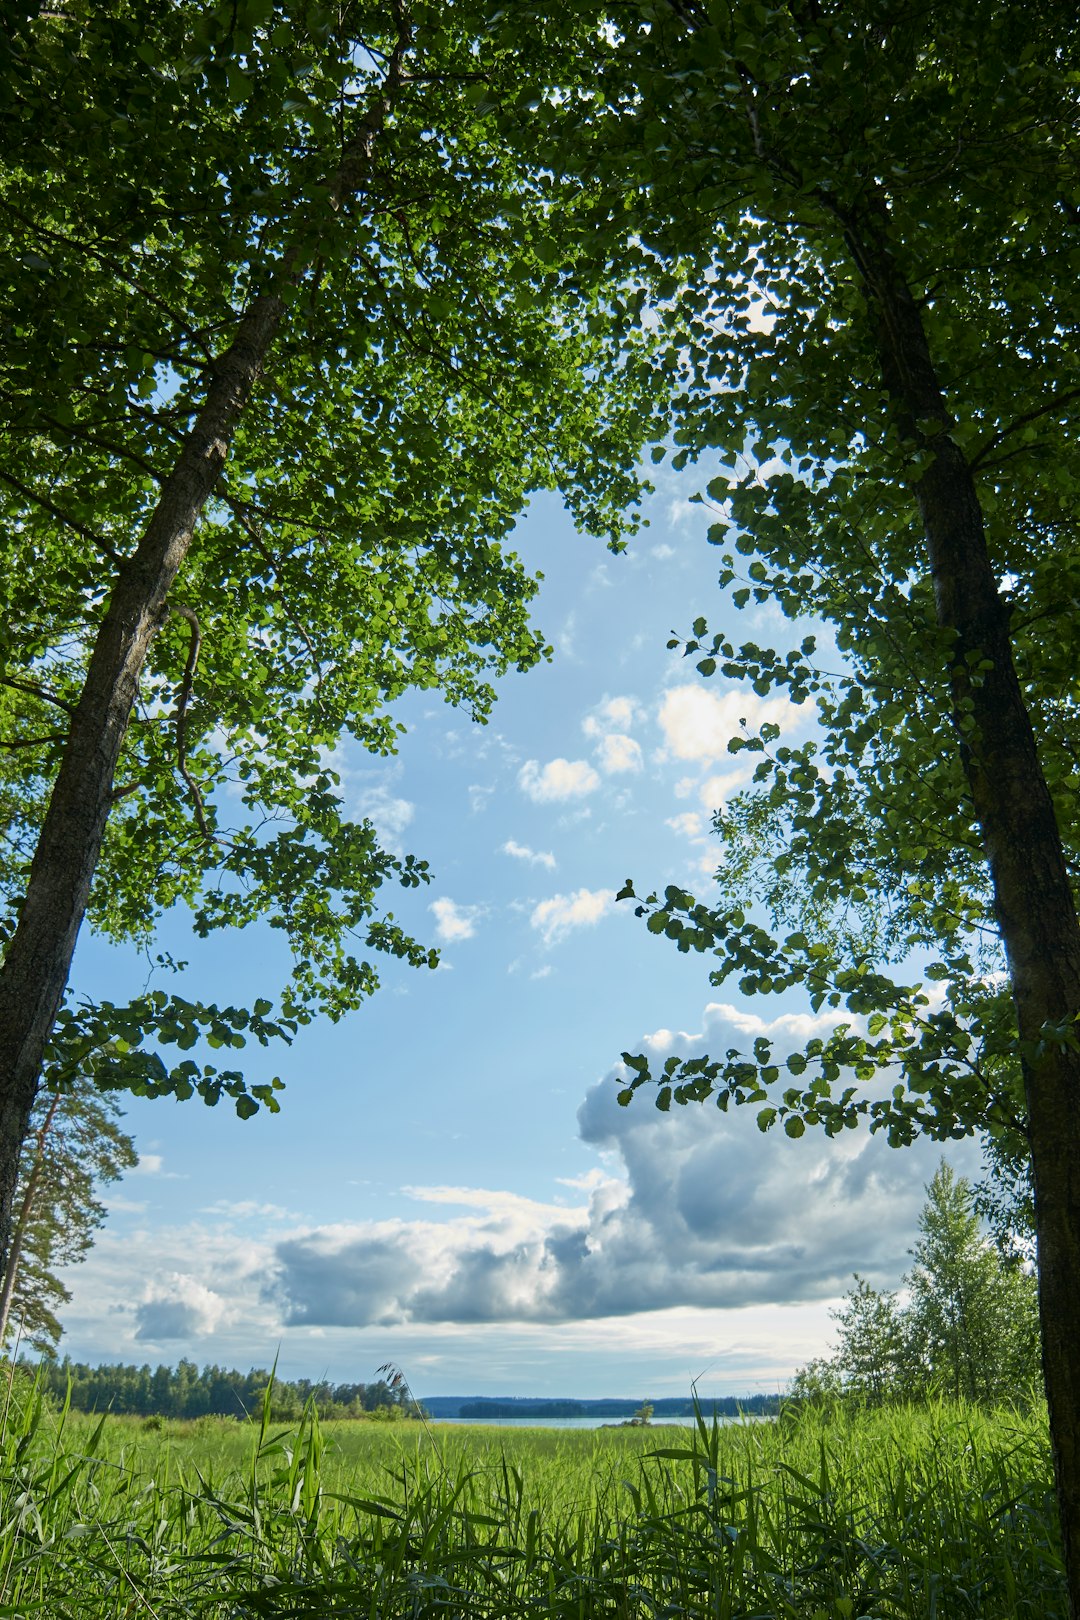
[[0, 1377, 1064, 1617]]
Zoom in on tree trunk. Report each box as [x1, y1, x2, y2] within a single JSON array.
[[0, 1083, 61, 1348], [0, 282, 289, 1278], [0, 27, 410, 1280], [845, 199, 1080, 1618]]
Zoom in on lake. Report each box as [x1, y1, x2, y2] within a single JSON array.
[[432, 1415, 709, 1430]]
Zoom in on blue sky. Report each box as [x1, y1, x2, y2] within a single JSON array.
[[58, 468, 975, 1399]]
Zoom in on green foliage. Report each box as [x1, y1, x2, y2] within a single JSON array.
[[592, 1, 1080, 1162], [0, 1380, 1063, 1616], [1, 1079, 136, 1354], [31, 1356, 417, 1422], [794, 1166, 1040, 1408], [0, 0, 663, 1111], [906, 1165, 1040, 1403]]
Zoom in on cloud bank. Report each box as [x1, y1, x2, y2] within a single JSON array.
[[269, 1004, 976, 1331]]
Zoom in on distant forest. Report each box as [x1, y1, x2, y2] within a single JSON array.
[[26, 1359, 419, 1421], [18, 1362, 781, 1422]]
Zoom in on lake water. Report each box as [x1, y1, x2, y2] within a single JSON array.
[[432, 1415, 704, 1430]]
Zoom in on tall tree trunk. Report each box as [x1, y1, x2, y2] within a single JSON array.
[[0, 24, 410, 1280], [844, 198, 1080, 1618], [0, 1083, 61, 1348], [0, 284, 289, 1278]]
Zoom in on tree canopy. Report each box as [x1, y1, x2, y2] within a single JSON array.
[[0, 0, 660, 1230], [547, 1, 1080, 1605]]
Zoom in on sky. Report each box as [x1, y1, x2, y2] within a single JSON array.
[[58, 467, 979, 1400]]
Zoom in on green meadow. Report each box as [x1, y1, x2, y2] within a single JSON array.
[[0, 1379, 1064, 1618]]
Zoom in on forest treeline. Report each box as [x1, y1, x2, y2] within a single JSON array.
[[24, 1358, 421, 1421]]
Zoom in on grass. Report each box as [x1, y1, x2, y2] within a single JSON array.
[[0, 1373, 1064, 1617]]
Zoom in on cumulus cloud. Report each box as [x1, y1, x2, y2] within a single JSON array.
[[666, 811, 704, 840], [135, 1274, 232, 1342], [131, 1153, 164, 1175], [595, 733, 643, 775], [582, 696, 641, 738], [697, 768, 756, 811], [530, 888, 615, 946], [129, 1153, 184, 1180], [267, 1003, 979, 1331], [430, 898, 481, 943], [354, 784, 415, 849], [519, 758, 600, 803], [658, 684, 800, 765], [502, 839, 557, 870], [582, 699, 644, 775]]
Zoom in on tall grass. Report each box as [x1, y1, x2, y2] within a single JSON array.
[[0, 1369, 1064, 1616]]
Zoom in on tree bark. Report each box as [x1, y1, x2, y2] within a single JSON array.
[[845, 199, 1080, 1618], [0, 25, 410, 1283]]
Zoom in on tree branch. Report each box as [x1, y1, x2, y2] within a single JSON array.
[[969, 386, 1080, 472], [0, 677, 74, 717], [167, 604, 213, 842], [0, 470, 123, 565]]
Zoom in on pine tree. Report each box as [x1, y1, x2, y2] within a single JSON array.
[[0, 1078, 137, 1352]]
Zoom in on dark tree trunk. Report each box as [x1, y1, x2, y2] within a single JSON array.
[[0, 282, 289, 1273], [0, 27, 409, 1286], [845, 199, 1080, 1618]]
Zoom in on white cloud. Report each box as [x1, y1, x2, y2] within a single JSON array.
[[667, 498, 699, 528], [200, 1200, 294, 1222], [698, 767, 755, 810], [530, 888, 616, 946], [666, 811, 704, 840], [502, 839, 557, 870], [265, 1000, 979, 1332], [57, 998, 980, 1391], [657, 684, 799, 765], [135, 1273, 233, 1342], [519, 758, 600, 803], [582, 696, 641, 738], [430, 898, 481, 943], [129, 1154, 184, 1180], [595, 733, 643, 775], [581, 697, 644, 775], [354, 785, 415, 849]]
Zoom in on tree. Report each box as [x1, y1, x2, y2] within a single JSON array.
[[0, 6, 659, 1268], [906, 1164, 1039, 1406], [828, 1276, 910, 1408], [559, 2, 1080, 1604], [0, 1074, 137, 1352], [792, 1167, 1039, 1406]]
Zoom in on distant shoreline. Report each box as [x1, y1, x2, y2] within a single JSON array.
[[421, 1395, 781, 1421]]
